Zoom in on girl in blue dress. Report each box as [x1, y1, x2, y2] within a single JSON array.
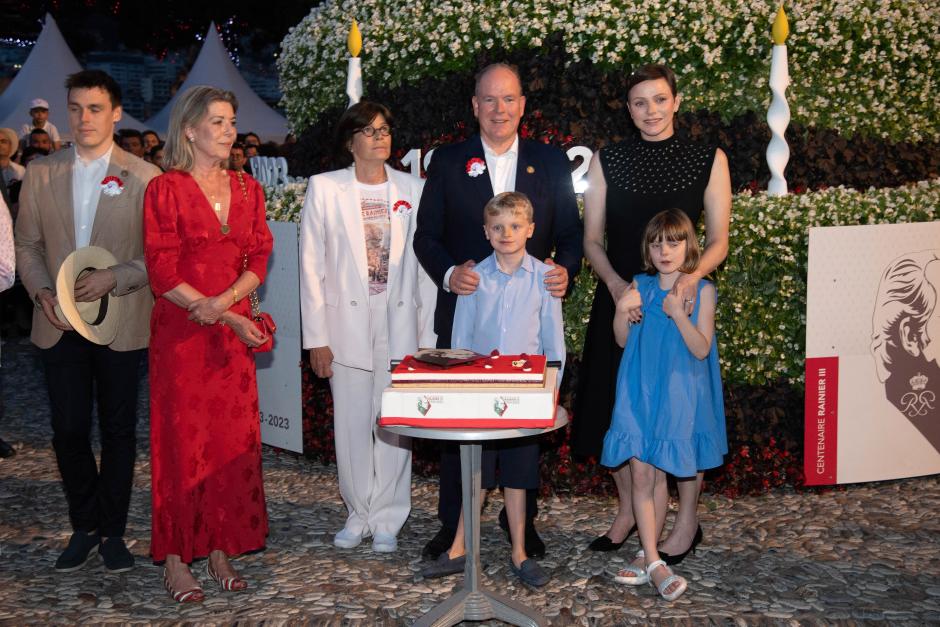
[[600, 208, 727, 601]]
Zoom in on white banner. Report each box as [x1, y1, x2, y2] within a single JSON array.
[[805, 222, 940, 484], [256, 220, 304, 453]]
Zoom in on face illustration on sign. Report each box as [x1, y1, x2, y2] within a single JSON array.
[[870, 250, 940, 452]]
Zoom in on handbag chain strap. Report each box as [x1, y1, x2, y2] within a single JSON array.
[[236, 170, 262, 319]]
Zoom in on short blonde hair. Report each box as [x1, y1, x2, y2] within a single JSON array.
[[163, 86, 238, 172], [640, 209, 701, 274], [484, 191, 534, 223]]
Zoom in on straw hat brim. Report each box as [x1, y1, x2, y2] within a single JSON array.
[[54, 246, 123, 345]]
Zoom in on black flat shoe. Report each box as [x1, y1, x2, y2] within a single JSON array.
[[588, 524, 637, 551], [421, 525, 456, 561], [659, 525, 703, 566], [54, 530, 100, 572], [0, 437, 15, 458], [100, 537, 134, 573]]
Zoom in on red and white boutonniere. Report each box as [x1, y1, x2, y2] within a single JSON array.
[[100, 175, 124, 197], [391, 199, 413, 217], [465, 157, 486, 178]]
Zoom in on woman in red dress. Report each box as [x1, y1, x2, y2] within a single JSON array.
[[143, 86, 273, 602]]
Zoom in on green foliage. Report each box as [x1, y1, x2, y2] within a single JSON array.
[[269, 180, 940, 387], [263, 182, 307, 223], [278, 0, 939, 141], [563, 180, 940, 386]]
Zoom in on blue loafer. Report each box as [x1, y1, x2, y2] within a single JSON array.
[[509, 558, 549, 587], [420, 552, 466, 578]]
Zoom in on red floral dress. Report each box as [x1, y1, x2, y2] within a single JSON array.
[[143, 169, 273, 563]]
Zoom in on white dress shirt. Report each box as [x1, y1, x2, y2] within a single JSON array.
[[72, 145, 113, 249], [443, 134, 520, 292], [481, 134, 519, 196]]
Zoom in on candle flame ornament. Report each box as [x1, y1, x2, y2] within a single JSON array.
[[766, 5, 791, 196], [772, 5, 789, 44], [346, 19, 363, 107], [348, 19, 362, 57]]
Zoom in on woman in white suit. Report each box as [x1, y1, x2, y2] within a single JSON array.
[[299, 102, 436, 553]]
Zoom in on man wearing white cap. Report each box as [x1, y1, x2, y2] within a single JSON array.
[[20, 98, 62, 151], [15, 71, 160, 573], [0, 128, 25, 189]]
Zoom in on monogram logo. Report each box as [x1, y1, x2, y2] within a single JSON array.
[[900, 390, 936, 418]]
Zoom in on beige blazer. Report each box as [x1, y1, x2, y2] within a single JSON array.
[[15, 145, 161, 351], [299, 165, 437, 370]]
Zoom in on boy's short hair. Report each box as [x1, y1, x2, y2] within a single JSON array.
[[484, 191, 534, 223], [65, 70, 123, 108]]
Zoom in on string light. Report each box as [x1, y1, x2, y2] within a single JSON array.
[[0, 37, 36, 48]]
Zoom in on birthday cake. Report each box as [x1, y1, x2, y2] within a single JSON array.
[[380, 369, 557, 428], [391, 349, 547, 388]]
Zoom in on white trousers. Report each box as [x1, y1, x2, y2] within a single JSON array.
[[329, 292, 411, 537]]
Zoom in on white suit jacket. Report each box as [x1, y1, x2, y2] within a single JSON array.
[[299, 164, 437, 370]]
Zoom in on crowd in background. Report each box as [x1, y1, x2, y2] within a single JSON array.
[[0, 97, 297, 343], [1, 96, 297, 222]]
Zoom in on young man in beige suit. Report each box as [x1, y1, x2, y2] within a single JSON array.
[[15, 70, 161, 572]]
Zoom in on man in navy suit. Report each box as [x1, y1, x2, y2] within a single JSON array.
[[414, 63, 583, 560]]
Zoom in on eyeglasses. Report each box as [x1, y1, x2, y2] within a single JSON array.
[[356, 124, 392, 138]]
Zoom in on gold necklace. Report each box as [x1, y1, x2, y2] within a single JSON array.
[[196, 172, 230, 235]]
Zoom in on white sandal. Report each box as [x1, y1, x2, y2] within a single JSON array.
[[613, 549, 648, 585], [647, 559, 687, 601]]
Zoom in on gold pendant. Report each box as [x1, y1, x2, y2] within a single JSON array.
[[221, 224, 231, 235]]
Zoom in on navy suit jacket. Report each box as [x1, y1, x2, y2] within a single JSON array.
[[414, 134, 583, 348]]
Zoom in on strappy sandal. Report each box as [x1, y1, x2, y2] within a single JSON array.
[[613, 549, 649, 585], [163, 568, 204, 603], [647, 559, 688, 601], [207, 559, 248, 591]]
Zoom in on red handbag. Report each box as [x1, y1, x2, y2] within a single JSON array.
[[248, 288, 276, 353], [237, 170, 276, 353]]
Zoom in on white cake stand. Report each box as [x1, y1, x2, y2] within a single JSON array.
[[381, 407, 569, 627]]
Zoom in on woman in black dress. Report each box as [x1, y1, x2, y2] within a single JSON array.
[[572, 64, 731, 563]]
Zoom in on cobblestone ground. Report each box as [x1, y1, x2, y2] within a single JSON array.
[[1, 339, 939, 625]]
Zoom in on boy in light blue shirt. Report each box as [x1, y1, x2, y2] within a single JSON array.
[[421, 191, 564, 587]]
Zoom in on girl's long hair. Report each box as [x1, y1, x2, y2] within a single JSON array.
[[641, 208, 701, 274]]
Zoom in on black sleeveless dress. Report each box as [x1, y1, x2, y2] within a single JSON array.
[[571, 135, 716, 458]]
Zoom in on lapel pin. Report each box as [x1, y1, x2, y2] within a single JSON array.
[[100, 175, 125, 197], [526, 165, 535, 174]]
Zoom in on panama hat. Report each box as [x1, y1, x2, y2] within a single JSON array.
[[54, 246, 123, 345], [0, 128, 17, 155]]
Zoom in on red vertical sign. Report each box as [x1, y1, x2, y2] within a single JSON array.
[[804, 357, 839, 485]]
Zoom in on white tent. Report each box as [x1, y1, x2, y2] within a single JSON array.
[[0, 14, 146, 141], [146, 23, 288, 143]]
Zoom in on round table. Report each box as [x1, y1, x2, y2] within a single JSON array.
[[382, 407, 568, 627]]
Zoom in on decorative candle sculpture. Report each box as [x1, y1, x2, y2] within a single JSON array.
[[346, 19, 363, 106], [767, 5, 790, 196]]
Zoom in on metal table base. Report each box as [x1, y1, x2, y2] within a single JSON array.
[[413, 442, 548, 627], [382, 409, 567, 627]]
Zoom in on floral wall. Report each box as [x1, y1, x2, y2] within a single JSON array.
[[274, 0, 940, 495], [279, 0, 939, 141]]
